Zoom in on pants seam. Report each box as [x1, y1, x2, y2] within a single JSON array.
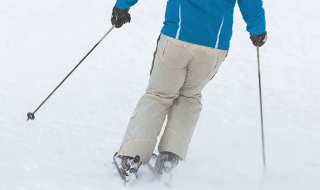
[[167, 128, 184, 142]]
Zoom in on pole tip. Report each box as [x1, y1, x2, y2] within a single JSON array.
[[27, 112, 35, 121]]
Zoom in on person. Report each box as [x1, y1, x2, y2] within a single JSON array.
[[111, 0, 267, 181]]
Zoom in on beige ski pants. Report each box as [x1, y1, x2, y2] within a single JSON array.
[[117, 34, 227, 164]]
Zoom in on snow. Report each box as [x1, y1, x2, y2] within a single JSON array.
[[1, 0, 320, 189]]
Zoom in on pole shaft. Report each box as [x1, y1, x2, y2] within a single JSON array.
[[257, 47, 266, 169], [28, 26, 115, 120]]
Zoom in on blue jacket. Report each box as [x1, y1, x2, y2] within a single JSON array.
[[116, 0, 266, 50]]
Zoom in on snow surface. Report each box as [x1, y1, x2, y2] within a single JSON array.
[[1, 0, 320, 189]]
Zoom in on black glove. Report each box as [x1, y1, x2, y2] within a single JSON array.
[[250, 31, 267, 47], [111, 5, 131, 28]]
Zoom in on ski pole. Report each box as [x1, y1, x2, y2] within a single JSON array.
[[27, 25, 115, 121], [257, 46, 266, 171]]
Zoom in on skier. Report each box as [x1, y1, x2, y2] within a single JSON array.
[[111, 0, 267, 181]]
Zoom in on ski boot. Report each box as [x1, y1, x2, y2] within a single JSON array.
[[155, 151, 181, 174], [113, 152, 142, 182], [152, 151, 181, 185]]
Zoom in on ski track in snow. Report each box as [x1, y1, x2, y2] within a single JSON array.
[[1, 0, 320, 189]]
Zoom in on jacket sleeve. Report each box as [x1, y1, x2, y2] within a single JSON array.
[[237, 0, 266, 35], [115, 0, 139, 10]]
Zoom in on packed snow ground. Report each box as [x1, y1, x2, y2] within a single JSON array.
[[1, 0, 320, 189]]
